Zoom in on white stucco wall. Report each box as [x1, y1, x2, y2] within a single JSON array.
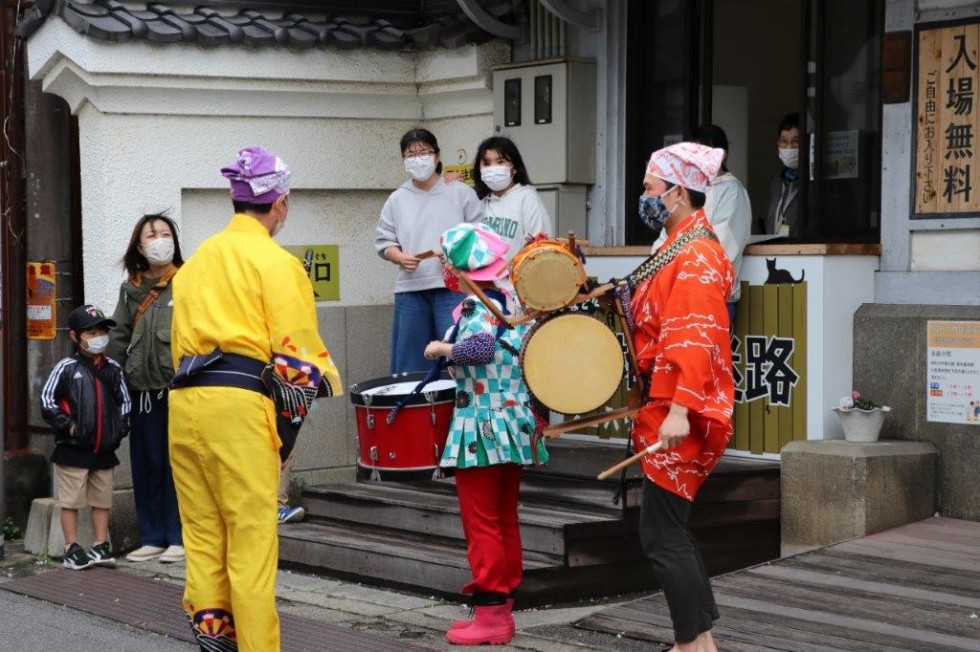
[[27, 19, 503, 313], [878, 0, 980, 304]]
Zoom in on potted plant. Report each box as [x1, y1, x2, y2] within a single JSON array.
[[832, 390, 891, 443]]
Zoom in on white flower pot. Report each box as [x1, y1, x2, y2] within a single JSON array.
[[832, 407, 890, 443]]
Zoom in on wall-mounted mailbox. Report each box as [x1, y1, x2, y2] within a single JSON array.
[[493, 58, 596, 185]]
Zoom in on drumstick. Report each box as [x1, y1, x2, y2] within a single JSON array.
[[543, 406, 640, 438], [569, 282, 615, 306], [597, 441, 665, 481], [508, 309, 545, 326], [611, 284, 643, 390], [457, 272, 514, 329], [414, 249, 441, 260]]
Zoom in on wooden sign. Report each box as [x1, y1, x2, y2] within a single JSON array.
[[27, 261, 57, 340], [914, 20, 980, 217]]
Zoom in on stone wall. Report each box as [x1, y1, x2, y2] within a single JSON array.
[[853, 303, 980, 520]]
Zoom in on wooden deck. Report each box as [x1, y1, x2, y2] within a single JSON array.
[[575, 517, 980, 651]]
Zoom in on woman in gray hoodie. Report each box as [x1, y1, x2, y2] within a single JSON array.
[[375, 128, 483, 374]]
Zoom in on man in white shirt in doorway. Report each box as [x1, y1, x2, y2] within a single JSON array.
[[652, 123, 752, 327]]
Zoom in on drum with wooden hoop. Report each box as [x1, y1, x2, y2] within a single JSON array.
[[519, 313, 625, 415], [349, 373, 455, 481], [510, 239, 588, 312]]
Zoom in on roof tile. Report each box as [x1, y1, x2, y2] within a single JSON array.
[[18, 0, 518, 50]]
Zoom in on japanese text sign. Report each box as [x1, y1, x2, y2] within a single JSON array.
[[27, 261, 57, 340], [283, 245, 340, 302], [915, 20, 980, 217], [927, 320, 980, 425], [443, 164, 475, 186]]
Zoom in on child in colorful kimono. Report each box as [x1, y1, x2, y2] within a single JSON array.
[[423, 223, 548, 646]]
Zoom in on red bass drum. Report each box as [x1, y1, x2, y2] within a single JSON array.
[[350, 372, 456, 481]]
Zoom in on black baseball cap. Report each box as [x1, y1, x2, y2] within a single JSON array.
[[67, 304, 116, 333]]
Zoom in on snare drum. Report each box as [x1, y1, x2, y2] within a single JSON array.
[[350, 373, 456, 481], [510, 239, 587, 312], [520, 313, 624, 415]]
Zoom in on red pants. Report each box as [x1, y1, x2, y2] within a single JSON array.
[[455, 464, 524, 595]]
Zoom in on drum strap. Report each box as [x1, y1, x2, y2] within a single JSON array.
[[625, 225, 718, 292], [615, 225, 719, 346], [386, 289, 511, 425]]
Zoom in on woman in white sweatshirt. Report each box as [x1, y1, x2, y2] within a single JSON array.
[[472, 136, 554, 305], [375, 128, 483, 374]]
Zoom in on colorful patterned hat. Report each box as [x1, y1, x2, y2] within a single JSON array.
[[646, 142, 726, 192], [220, 146, 291, 204], [440, 223, 509, 281]]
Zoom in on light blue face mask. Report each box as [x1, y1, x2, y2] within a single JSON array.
[[638, 189, 673, 231]]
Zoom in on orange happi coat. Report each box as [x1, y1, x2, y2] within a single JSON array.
[[630, 209, 736, 501]]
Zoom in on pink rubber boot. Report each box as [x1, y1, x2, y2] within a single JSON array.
[[446, 603, 514, 646], [450, 598, 514, 633]]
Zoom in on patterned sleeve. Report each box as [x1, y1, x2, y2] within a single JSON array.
[[452, 297, 502, 366], [262, 254, 343, 397], [452, 332, 496, 365]]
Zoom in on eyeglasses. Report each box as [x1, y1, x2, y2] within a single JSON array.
[[403, 150, 436, 160]]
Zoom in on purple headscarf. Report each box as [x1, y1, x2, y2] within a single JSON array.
[[220, 146, 291, 204]]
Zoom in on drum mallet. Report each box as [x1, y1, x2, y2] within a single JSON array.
[[457, 272, 514, 329], [596, 441, 665, 480]]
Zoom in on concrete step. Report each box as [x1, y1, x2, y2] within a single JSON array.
[[302, 481, 621, 559], [277, 520, 658, 607], [278, 520, 558, 599]]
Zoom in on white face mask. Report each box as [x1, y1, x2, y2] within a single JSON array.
[[404, 154, 437, 181], [85, 334, 109, 355], [480, 165, 514, 192], [143, 237, 174, 266], [778, 147, 799, 170]]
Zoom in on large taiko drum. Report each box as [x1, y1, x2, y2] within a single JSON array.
[[520, 313, 625, 415], [350, 372, 456, 481], [510, 239, 587, 312]]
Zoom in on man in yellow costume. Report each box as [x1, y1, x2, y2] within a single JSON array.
[[169, 146, 341, 651]]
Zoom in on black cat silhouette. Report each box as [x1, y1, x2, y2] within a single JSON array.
[[764, 258, 805, 284]]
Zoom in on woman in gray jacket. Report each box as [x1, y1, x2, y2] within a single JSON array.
[[107, 213, 184, 564]]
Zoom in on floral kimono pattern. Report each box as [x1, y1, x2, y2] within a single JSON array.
[[440, 297, 548, 469]]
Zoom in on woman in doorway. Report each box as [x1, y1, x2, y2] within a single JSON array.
[[107, 214, 184, 564], [631, 143, 736, 652], [375, 128, 483, 374]]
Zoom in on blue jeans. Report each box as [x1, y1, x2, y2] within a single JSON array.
[[130, 389, 182, 547], [391, 288, 465, 374]]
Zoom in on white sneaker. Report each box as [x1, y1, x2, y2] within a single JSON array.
[[159, 545, 185, 564], [126, 545, 166, 562]]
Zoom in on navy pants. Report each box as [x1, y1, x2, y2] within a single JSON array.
[[390, 288, 465, 375], [638, 478, 718, 643], [131, 389, 182, 547]]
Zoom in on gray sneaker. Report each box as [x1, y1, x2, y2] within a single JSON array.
[[63, 543, 93, 570]]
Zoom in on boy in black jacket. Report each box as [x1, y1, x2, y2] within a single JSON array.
[[40, 304, 131, 570]]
